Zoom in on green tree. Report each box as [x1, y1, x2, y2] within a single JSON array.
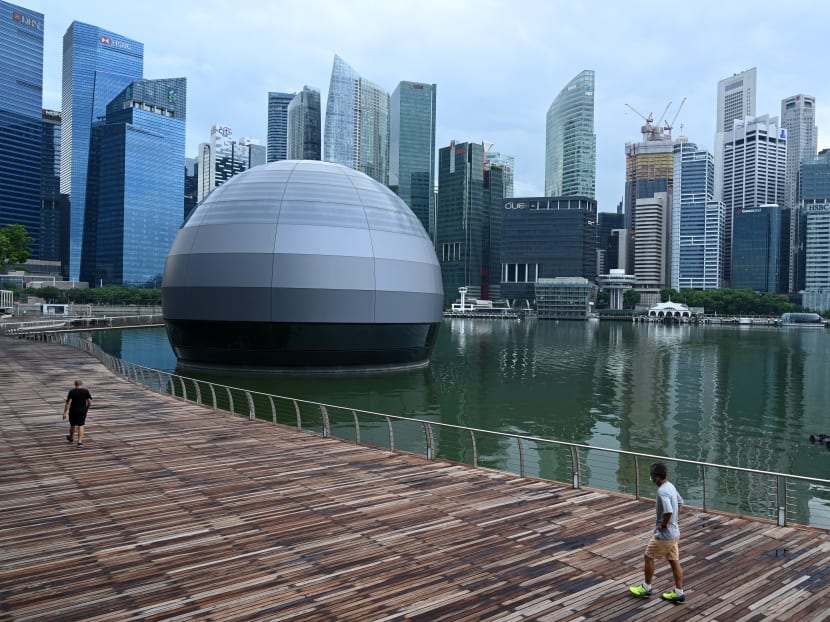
[[623, 289, 641, 309], [0, 224, 34, 271]]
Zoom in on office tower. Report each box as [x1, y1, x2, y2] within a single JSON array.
[[721, 115, 787, 286], [500, 197, 597, 304], [436, 141, 503, 302], [633, 191, 670, 304], [62, 21, 143, 281], [197, 125, 264, 201], [803, 203, 830, 312], [486, 151, 514, 198], [0, 2, 44, 257], [545, 70, 596, 198], [716, 68, 756, 133], [731, 204, 789, 294], [390, 81, 436, 234], [287, 86, 321, 160], [83, 78, 186, 287], [183, 157, 198, 221], [597, 211, 624, 275], [671, 140, 724, 290], [801, 149, 830, 203], [40, 109, 68, 267], [623, 124, 674, 231], [267, 91, 293, 162], [324, 55, 389, 184]]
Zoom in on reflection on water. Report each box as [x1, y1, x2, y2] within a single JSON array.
[[90, 321, 830, 513]]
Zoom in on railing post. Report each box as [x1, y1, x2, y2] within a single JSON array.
[[208, 383, 217, 410], [570, 445, 581, 489], [700, 464, 707, 510], [194, 381, 202, 405], [320, 405, 330, 437], [635, 455, 640, 500], [169, 375, 177, 398], [179, 376, 187, 402], [226, 387, 234, 414], [469, 430, 478, 468], [777, 475, 787, 527], [246, 391, 255, 420], [385, 416, 395, 451], [517, 437, 525, 477], [293, 400, 302, 431], [352, 410, 361, 444], [268, 395, 276, 424], [423, 422, 434, 460]]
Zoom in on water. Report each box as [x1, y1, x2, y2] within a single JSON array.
[[90, 319, 830, 481]]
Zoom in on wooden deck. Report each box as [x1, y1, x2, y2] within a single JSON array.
[[1, 337, 829, 622]]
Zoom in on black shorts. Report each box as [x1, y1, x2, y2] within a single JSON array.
[[68, 410, 87, 426]]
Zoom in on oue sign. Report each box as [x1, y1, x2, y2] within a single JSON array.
[[504, 202, 527, 210]]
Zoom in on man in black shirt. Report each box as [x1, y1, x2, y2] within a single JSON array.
[[63, 380, 92, 447]]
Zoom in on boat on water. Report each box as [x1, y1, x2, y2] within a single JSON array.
[[779, 312, 827, 327]]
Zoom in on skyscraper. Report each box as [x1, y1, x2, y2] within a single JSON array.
[[633, 191, 670, 303], [390, 81, 436, 235], [436, 141, 503, 302], [266, 91, 294, 162], [40, 109, 67, 266], [62, 21, 143, 281], [780, 94, 817, 292], [287, 86, 321, 160], [721, 115, 787, 286], [716, 68, 756, 133], [545, 70, 596, 198], [731, 204, 789, 294], [803, 203, 830, 312], [324, 55, 389, 184], [197, 125, 264, 201], [486, 151, 514, 198], [671, 140, 724, 290], [84, 78, 186, 287], [0, 1, 44, 257]]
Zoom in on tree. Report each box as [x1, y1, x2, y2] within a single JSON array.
[[623, 289, 641, 309], [0, 224, 34, 271]]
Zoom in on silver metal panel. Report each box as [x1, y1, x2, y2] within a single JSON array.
[[273, 254, 375, 290], [370, 230, 437, 262], [270, 287, 375, 323], [164, 287, 272, 321], [274, 224, 373, 257], [374, 291, 444, 323], [374, 258, 443, 293], [189, 224, 278, 254], [184, 253, 275, 287]]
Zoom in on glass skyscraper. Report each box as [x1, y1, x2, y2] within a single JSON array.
[[62, 21, 144, 281], [390, 81, 436, 235], [671, 140, 724, 290], [40, 109, 67, 266], [287, 86, 321, 160], [267, 91, 294, 162], [84, 78, 186, 287], [0, 1, 44, 257], [324, 55, 389, 184], [732, 204, 789, 294], [197, 125, 264, 202], [545, 70, 596, 198]]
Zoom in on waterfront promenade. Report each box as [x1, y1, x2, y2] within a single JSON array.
[[1, 337, 829, 621]]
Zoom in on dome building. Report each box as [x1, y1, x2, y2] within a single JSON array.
[[162, 160, 443, 372]]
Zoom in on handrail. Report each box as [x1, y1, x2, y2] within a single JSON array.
[[20, 330, 830, 531]]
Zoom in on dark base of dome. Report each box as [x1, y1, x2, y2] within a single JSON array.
[[164, 319, 440, 371]]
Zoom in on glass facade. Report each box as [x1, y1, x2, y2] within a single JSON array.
[[84, 78, 186, 287], [390, 81, 436, 235], [62, 21, 143, 281], [500, 197, 597, 303], [324, 55, 389, 184], [0, 1, 44, 257], [535, 277, 593, 319], [801, 150, 830, 202], [40, 109, 68, 267], [287, 86, 321, 160], [486, 152, 514, 198], [671, 141, 723, 290], [597, 211, 624, 274], [197, 125, 264, 201], [266, 91, 293, 162], [545, 70, 595, 198], [731, 205, 790, 293]]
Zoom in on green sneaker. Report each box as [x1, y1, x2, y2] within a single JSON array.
[[629, 584, 651, 598], [661, 590, 685, 603]]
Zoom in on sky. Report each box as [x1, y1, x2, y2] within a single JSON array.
[[23, 0, 830, 212]]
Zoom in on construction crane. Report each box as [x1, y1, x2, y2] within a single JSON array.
[[625, 103, 663, 140], [624, 103, 653, 125], [663, 97, 687, 138]]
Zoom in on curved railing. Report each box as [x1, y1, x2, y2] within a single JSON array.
[[19, 330, 830, 531]]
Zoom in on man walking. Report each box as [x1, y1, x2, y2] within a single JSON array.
[[629, 462, 685, 603], [63, 379, 92, 447]]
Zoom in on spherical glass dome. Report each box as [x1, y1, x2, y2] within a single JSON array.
[[162, 160, 443, 372]]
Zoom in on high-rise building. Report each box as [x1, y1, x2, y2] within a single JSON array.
[[183, 157, 198, 221], [486, 151, 514, 198], [801, 149, 830, 203], [781, 95, 817, 293], [545, 70, 596, 198], [62, 21, 143, 281], [731, 204, 789, 294], [803, 203, 830, 312], [0, 1, 44, 257], [266, 91, 293, 162], [721, 115, 787, 286], [500, 197, 597, 304], [597, 211, 624, 275], [40, 109, 67, 267], [324, 55, 389, 184], [623, 126, 674, 232], [436, 141, 503, 302], [197, 125, 264, 201], [390, 81, 436, 235], [671, 140, 724, 290], [287, 86, 321, 160], [633, 191, 670, 304], [83, 78, 186, 287], [716, 68, 756, 133]]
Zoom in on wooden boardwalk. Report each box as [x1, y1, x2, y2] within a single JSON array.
[[1, 337, 828, 622]]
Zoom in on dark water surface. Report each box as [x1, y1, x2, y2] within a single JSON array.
[[90, 319, 830, 480]]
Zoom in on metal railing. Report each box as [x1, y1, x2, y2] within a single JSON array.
[[0, 314, 163, 336], [19, 330, 830, 531]]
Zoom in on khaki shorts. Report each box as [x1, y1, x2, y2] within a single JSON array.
[[645, 536, 679, 561]]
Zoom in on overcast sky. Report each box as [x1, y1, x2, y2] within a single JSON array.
[[24, 0, 830, 212]]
